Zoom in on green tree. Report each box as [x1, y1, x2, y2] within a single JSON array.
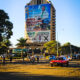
[[61, 42, 80, 55], [0, 10, 13, 54], [16, 37, 27, 48], [16, 37, 27, 59], [0, 40, 12, 54], [44, 40, 61, 55], [61, 42, 71, 55]]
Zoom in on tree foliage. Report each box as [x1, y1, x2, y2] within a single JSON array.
[[61, 42, 71, 55], [61, 42, 80, 55], [0, 39, 12, 54], [0, 10, 13, 54], [16, 37, 27, 48], [44, 40, 61, 55], [0, 10, 13, 40]]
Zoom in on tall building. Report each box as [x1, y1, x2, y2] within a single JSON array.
[[25, 0, 56, 51]]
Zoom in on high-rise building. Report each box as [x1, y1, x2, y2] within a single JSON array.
[[25, 0, 56, 51]]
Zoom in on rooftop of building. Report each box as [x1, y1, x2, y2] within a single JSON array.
[[25, 0, 55, 10]]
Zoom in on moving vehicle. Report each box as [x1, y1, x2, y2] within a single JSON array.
[[50, 56, 69, 67]]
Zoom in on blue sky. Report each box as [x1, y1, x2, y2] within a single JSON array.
[[0, 0, 80, 47]]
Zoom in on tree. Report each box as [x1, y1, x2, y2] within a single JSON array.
[[0, 10, 13, 40], [0, 40, 12, 54], [16, 37, 27, 48], [61, 42, 80, 55], [61, 42, 71, 55], [0, 10, 13, 54], [16, 37, 27, 59], [44, 40, 61, 55]]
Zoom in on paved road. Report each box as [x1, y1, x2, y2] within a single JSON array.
[[0, 58, 80, 67], [0, 60, 80, 80], [0, 72, 80, 80]]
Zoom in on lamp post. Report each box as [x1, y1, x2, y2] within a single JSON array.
[[57, 32, 59, 57], [70, 43, 72, 57]]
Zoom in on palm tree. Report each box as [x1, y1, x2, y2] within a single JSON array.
[[16, 37, 27, 60], [16, 37, 27, 48]]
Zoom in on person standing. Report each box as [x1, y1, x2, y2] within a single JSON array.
[[37, 56, 39, 63], [30, 56, 35, 63], [9, 50, 13, 63], [2, 54, 5, 64]]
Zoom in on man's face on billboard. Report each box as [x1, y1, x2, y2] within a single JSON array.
[[42, 6, 45, 11]]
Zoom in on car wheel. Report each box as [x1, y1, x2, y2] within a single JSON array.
[[51, 64, 53, 67], [61, 64, 63, 67]]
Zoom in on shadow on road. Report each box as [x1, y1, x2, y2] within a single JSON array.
[[0, 72, 80, 80]]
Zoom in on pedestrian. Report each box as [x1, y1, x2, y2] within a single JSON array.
[[2, 55, 5, 64], [37, 56, 39, 63], [30, 56, 35, 63], [10, 56, 12, 63], [9, 50, 13, 63]]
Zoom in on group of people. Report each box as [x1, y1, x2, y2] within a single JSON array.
[[29, 55, 39, 63], [2, 51, 13, 64]]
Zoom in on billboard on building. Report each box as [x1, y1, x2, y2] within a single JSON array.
[[25, 4, 51, 42]]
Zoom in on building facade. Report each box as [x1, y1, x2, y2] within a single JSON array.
[[25, 0, 56, 52]]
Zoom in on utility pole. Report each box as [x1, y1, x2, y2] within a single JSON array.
[[70, 43, 72, 57], [57, 32, 58, 56]]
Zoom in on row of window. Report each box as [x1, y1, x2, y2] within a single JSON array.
[[37, 0, 41, 4]]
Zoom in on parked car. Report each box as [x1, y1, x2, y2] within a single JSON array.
[[49, 55, 56, 61], [50, 56, 69, 67]]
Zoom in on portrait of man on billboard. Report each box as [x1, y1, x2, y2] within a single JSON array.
[[39, 6, 50, 30], [26, 4, 51, 31], [25, 4, 51, 42]]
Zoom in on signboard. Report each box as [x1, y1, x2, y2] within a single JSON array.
[[25, 4, 51, 42], [27, 31, 50, 42], [12, 49, 28, 53]]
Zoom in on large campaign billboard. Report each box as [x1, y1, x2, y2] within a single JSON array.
[[25, 4, 51, 42]]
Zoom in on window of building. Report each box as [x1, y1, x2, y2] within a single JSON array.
[[37, 0, 41, 4], [53, 22, 55, 24], [52, 25, 55, 26], [53, 31, 55, 33], [53, 16, 55, 18], [53, 19, 55, 21]]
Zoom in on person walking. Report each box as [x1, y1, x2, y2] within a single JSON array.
[[37, 56, 39, 63], [9, 50, 13, 63]]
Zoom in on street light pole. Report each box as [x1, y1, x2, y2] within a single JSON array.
[[70, 44, 72, 57], [57, 32, 58, 56]]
